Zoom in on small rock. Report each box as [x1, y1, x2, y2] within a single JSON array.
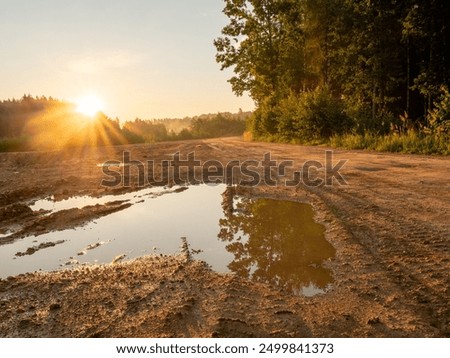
[[65, 259, 79, 266], [112, 254, 127, 264], [86, 242, 102, 251]]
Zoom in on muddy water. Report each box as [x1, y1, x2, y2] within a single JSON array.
[[219, 188, 335, 296], [0, 184, 335, 296], [29, 186, 169, 213]]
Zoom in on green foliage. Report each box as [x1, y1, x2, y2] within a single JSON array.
[[98, 112, 250, 144], [189, 113, 246, 138], [330, 132, 450, 155], [427, 86, 450, 134], [216, 0, 450, 150], [403, 1, 450, 114], [251, 87, 352, 141], [279, 87, 352, 140], [122, 127, 145, 144], [122, 119, 168, 143], [343, 99, 393, 135], [0, 136, 31, 152], [176, 128, 194, 140], [249, 97, 280, 138], [214, 0, 306, 102]]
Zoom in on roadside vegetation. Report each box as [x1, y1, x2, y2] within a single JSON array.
[[216, 0, 449, 155]]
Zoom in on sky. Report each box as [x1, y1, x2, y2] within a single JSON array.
[[0, 0, 254, 121]]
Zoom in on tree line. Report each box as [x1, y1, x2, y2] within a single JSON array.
[[122, 111, 249, 143], [0, 95, 250, 152], [215, 0, 450, 146]]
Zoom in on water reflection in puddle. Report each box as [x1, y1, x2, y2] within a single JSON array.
[[0, 185, 335, 296], [30, 186, 169, 213], [219, 187, 335, 296]]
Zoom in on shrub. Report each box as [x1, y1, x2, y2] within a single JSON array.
[[427, 86, 450, 134], [277, 87, 353, 141], [343, 99, 394, 135], [249, 98, 280, 138]]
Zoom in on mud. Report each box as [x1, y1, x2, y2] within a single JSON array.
[[0, 138, 449, 337], [15, 240, 65, 257]]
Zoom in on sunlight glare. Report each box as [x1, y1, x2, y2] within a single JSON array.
[[75, 95, 104, 117]]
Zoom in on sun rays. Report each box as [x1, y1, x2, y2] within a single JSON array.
[[75, 94, 104, 117]]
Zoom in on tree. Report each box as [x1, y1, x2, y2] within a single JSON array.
[[403, 0, 450, 118], [214, 0, 305, 104]]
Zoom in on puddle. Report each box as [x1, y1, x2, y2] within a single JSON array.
[[219, 188, 335, 296], [0, 185, 335, 296], [29, 186, 170, 213]]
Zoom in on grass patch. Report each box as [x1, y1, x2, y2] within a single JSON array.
[[0, 136, 31, 152], [330, 132, 450, 155]]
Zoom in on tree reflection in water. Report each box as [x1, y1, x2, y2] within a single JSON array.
[[218, 187, 335, 295]]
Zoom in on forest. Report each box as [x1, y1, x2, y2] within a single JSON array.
[[0, 95, 250, 152], [215, 0, 450, 153], [1, 1, 449, 154]]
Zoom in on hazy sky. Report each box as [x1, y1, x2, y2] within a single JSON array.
[[0, 0, 254, 121]]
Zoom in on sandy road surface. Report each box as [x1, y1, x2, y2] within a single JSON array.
[[0, 138, 449, 337]]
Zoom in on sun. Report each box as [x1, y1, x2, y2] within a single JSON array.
[[75, 94, 104, 117]]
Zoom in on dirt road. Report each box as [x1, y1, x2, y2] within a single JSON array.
[[0, 138, 449, 337]]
